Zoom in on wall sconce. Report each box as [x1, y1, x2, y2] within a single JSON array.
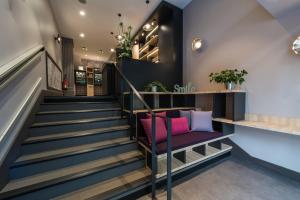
[[292, 36, 300, 55], [54, 34, 61, 44], [192, 38, 203, 51]]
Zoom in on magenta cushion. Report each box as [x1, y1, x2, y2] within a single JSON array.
[[140, 117, 167, 144], [146, 111, 167, 119], [171, 117, 190, 136]]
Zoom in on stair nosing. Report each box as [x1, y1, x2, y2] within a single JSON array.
[[1, 155, 144, 199], [12, 139, 135, 168], [23, 125, 131, 144], [88, 175, 151, 200], [36, 108, 121, 115], [31, 116, 126, 127]]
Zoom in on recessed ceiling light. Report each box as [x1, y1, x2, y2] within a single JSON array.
[[79, 33, 85, 38], [79, 10, 86, 16], [110, 48, 115, 52], [85, 54, 88, 57]]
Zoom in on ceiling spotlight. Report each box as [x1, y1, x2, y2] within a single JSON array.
[[110, 48, 115, 52], [143, 23, 153, 32], [85, 54, 88, 57], [192, 38, 203, 51], [116, 34, 123, 41], [81, 47, 88, 51], [79, 10, 86, 16], [54, 34, 61, 44], [79, 33, 85, 38]]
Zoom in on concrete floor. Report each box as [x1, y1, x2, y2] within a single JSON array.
[[139, 157, 300, 200]]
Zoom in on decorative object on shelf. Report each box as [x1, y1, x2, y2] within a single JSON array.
[[192, 38, 203, 51], [209, 69, 248, 90], [292, 36, 300, 55], [144, 81, 168, 92], [174, 82, 196, 93], [143, 0, 153, 32]]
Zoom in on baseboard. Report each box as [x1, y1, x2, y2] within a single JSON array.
[[0, 89, 47, 189], [225, 139, 300, 183]]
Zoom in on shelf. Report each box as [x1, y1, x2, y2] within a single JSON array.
[[139, 35, 158, 54], [213, 118, 300, 136], [146, 25, 159, 41], [139, 47, 159, 61], [123, 107, 195, 114], [123, 90, 246, 95]]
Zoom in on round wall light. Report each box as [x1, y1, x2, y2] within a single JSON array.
[[292, 36, 300, 55], [192, 38, 203, 51]]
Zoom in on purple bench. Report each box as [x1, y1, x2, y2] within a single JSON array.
[[136, 110, 224, 155]]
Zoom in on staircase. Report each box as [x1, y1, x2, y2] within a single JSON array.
[[0, 96, 150, 200]]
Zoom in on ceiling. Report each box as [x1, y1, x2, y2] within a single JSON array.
[[257, 0, 300, 35], [49, 0, 192, 64]]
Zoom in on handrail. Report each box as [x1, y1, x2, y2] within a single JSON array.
[[112, 62, 153, 114], [111, 62, 172, 200], [0, 46, 44, 91]]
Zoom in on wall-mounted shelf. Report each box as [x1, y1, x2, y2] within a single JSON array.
[[146, 25, 159, 41], [213, 117, 300, 136], [139, 47, 159, 61]]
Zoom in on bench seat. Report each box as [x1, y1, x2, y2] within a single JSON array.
[[139, 131, 224, 155]]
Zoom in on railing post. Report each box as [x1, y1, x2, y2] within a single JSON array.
[[151, 113, 157, 199], [129, 89, 134, 140], [166, 118, 172, 200]]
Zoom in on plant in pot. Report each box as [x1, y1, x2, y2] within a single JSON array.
[[144, 81, 168, 92], [209, 69, 248, 90], [118, 24, 133, 59]]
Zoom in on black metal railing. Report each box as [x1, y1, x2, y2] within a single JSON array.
[[111, 62, 172, 200]]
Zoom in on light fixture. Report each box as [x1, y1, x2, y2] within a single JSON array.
[[78, 0, 87, 4], [141, 32, 145, 37], [110, 48, 115, 52], [143, 0, 153, 32], [79, 33, 85, 38], [81, 47, 88, 51], [292, 36, 300, 55], [54, 34, 61, 44], [98, 50, 104, 54], [85, 54, 88, 57], [78, 66, 84, 71], [151, 19, 156, 26], [79, 10, 86, 16], [192, 38, 203, 51]]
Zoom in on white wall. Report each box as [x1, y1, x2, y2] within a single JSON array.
[[183, 0, 300, 172], [0, 0, 61, 163], [0, 0, 61, 68]]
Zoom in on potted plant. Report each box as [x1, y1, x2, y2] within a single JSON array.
[[144, 81, 168, 92], [209, 69, 248, 90], [118, 24, 133, 59]]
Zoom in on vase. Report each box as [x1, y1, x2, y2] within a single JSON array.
[[152, 86, 157, 92], [225, 82, 235, 90]]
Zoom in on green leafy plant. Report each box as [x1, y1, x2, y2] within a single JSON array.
[[209, 69, 248, 85], [144, 81, 168, 92], [118, 24, 133, 59]]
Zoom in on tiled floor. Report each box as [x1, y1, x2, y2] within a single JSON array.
[[139, 158, 300, 200]]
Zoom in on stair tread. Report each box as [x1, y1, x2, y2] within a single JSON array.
[[24, 125, 131, 144], [36, 108, 121, 115], [41, 102, 119, 105], [53, 168, 151, 200], [31, 116, 125, 127], [14, 137, 132, 165], [0, 151, 143, 196]]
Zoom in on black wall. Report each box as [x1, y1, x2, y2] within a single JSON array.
[[118, 2, 183, 91]]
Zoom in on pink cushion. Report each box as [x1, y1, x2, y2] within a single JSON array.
[[140, 117, 167, 144], [171, 117, 190, 136], [146, 111, 167, 119]]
